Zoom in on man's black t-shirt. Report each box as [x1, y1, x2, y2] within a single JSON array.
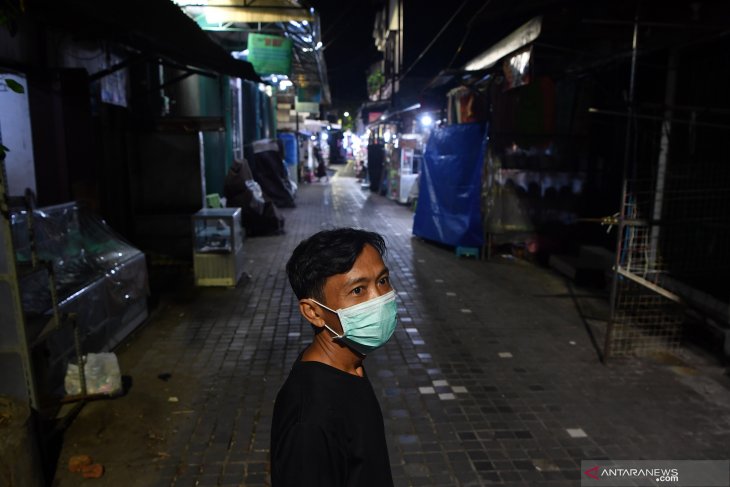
[[270, 358, 394, 487]]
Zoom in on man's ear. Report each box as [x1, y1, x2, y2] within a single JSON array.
[[299, 299, 326, 328]]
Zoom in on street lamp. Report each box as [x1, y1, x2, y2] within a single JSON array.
[[420, 114, 433, 127]]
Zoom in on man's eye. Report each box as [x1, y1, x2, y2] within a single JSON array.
[[351, 287, 363, 295], [379, 276, 390, 285]]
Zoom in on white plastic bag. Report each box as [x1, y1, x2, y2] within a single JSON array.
[[245, 180, 264, 203], [245, 180, 265, 214], [64, 352, 122, 397]]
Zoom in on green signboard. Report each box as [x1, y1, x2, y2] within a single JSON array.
[[247, 33, 292, 76], [297, 84, 321, 103]]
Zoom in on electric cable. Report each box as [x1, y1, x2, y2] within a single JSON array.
[[397, 0, 472, 84], [322, 3, 359, 49], [445, 0, 493, 69]]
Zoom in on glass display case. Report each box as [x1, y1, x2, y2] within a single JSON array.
[[9, 202, 149, 405], [192, 208, 245, 286]]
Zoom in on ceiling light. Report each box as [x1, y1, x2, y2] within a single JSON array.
[[204, 9, 226, 24]]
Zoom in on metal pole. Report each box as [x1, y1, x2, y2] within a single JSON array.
[[623, 13, 639, 180], [397, 0, 401, 88], [649, 51, 678, 264], [606, 12, 640, 361], [72, 315, 87, 397], [605, 179, 629, 361]]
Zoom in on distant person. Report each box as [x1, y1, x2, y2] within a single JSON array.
[[314, 145, 328, 182], [271, 228, 397, 487], [356, 160, 367, 182]]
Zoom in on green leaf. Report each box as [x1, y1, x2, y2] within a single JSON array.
[[5, 78, 24, 93]]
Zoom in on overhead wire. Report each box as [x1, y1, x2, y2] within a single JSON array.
[[397, 0, 472, 84], [322, 3, 359, 49], [322, 3, 356, 38], [445, 0, 493, 69]]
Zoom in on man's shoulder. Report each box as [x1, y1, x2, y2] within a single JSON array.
[[280, 360, 350, 395], [276, 361, 369, 413], [273, 362, 344, 428]]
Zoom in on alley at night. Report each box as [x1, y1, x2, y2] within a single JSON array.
[[50, 174, 730, 486], [3, 1, 730, 486]]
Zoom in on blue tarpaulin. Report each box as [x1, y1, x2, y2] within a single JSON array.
[[277, 132, 298, 166], [413, 122, 487, 247]]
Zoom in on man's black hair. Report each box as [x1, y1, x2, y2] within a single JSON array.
[[286, 228, 386, 302]]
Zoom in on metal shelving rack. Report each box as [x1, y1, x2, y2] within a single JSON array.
[[0, 158, 87, 416]]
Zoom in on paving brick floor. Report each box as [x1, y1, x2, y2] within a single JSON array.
[[53, 172, 730, 487]]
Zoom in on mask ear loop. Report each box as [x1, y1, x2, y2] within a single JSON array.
[[322, 323, 344, 339], [310, 299, 344, 339]]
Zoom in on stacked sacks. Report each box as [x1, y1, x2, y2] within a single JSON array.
[[223, 158, 285, 236], [250, 139, 296, 208]]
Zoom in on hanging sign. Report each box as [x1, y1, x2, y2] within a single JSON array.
[[247, 33, 292, 76], [297, 84, 321, 103]]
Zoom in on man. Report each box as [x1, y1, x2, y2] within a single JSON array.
[[271, 228, 397, 487]]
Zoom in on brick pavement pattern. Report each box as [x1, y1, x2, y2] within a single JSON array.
[[54, 173, 730, 486]]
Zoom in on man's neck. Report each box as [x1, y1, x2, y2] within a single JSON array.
[[302, 334, 364, 377]]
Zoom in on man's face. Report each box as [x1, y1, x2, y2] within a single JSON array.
[[319, 244, 392, 333]]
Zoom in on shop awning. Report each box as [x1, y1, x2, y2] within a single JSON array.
[[367, 103, 421, 129], [420, 16, 542, 98], [182, 0, 314, 24], [28, 0, 261, 82], [463, 16, 542, 71]]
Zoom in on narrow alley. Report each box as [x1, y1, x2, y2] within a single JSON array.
[[3, 2, 730, 486], [52, 172, 730, 487]]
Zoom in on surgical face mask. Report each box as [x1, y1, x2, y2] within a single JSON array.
[[312, 290, 398, 355]]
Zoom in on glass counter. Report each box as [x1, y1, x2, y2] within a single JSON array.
[[192, 208, 245, 286]]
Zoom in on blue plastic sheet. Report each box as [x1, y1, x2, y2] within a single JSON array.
[[277, 132, 298, 166], [413, 122, 487, 247]]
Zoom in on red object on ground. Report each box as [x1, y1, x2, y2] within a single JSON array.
[[81, 463, 105, 479], [67, 455, 92, 473]]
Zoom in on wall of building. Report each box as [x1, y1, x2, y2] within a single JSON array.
[[0, 73, 36, 197]]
